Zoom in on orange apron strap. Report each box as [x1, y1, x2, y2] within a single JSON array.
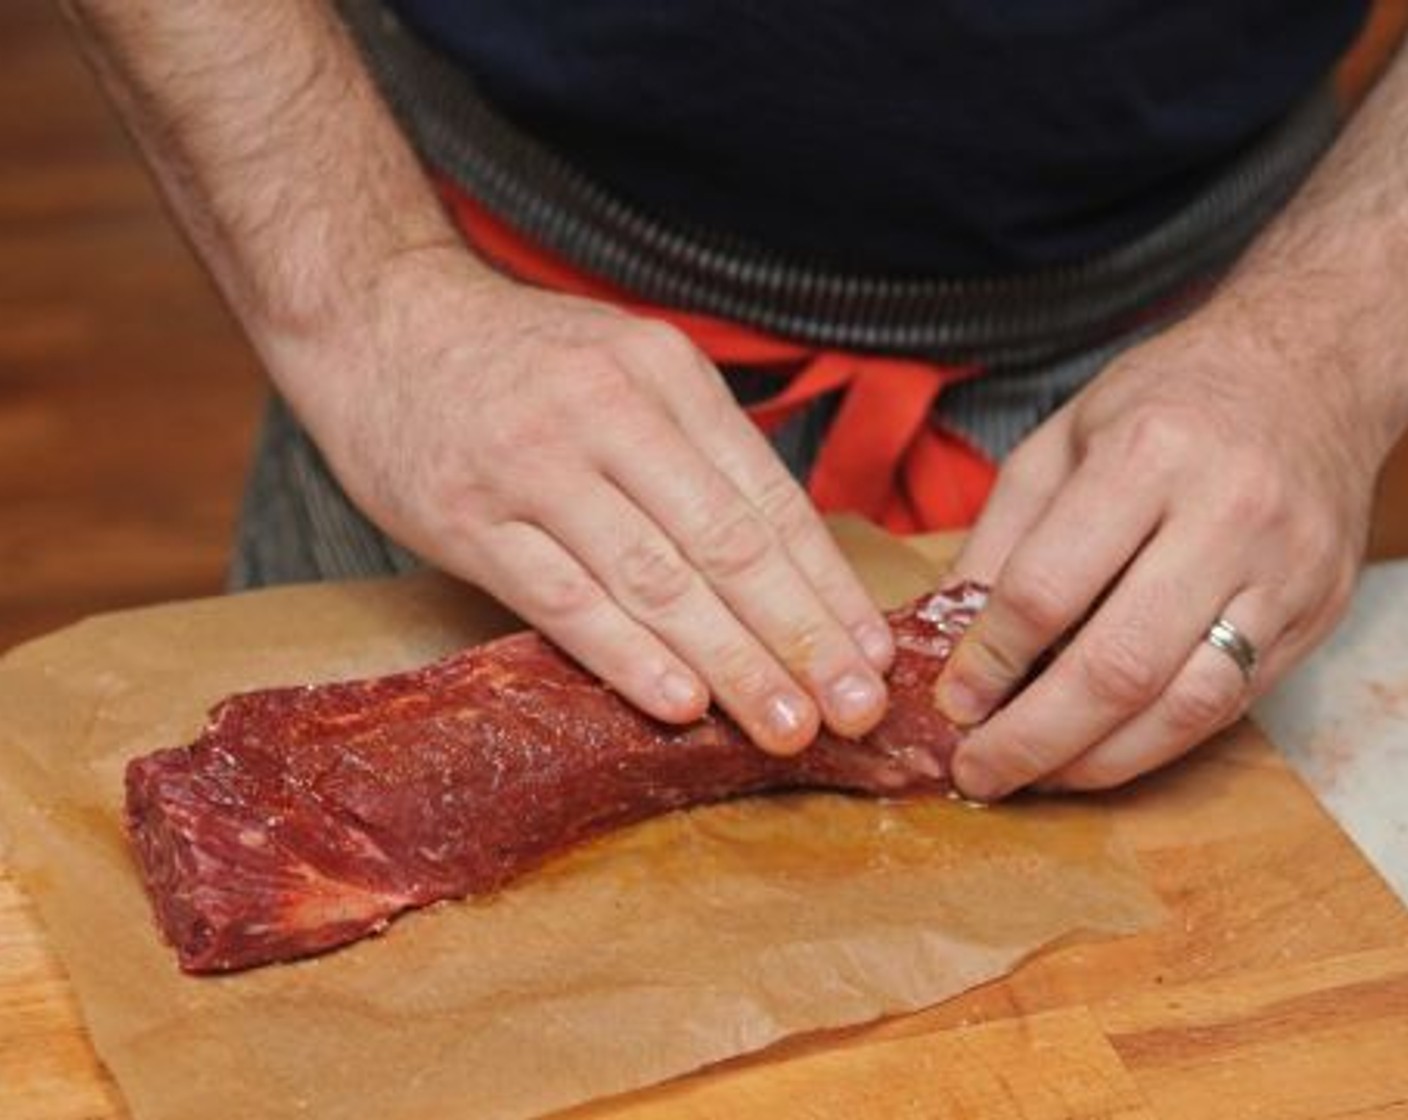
[[808, 357, 957, 521], [902, 425, 999, 532], [1335, 0, 1408, 109], [744, 353, 855, 433]]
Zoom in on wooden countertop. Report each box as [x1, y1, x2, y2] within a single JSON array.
[[5, 717, 1407, 1119]]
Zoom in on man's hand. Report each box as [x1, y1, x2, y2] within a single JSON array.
[[61, 0, 891, 755], [935, 306, 1385, 798], [295, 251, 892, 754], [934, 25, 1408, 799]]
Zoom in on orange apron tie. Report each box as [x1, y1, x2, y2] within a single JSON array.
[[438, 181, 997, 531]]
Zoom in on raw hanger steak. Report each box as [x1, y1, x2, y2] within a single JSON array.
[[125, 582, 987, 973]]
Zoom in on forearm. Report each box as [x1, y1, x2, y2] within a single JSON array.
[[1209, 41, 1408, 464], [60, 1, 474, 389]]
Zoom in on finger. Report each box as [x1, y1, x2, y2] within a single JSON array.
[[529, 475, 841, 755], [1250, 561, 1359, 689], [951, 421, 1075, 583], [632, 340, 895, 672], [1041, 592, 1278, 791], [467, 519, 710, 724], [949, 516, 1248, 800], [583, 397, 890, 741], [934, 447, 1166, 728]]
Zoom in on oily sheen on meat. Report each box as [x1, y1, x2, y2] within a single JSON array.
[[125, 582, 986, 973]]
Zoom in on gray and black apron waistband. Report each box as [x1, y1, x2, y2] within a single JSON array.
[[336, 0, 1340, 369], [228, 2, 1346, 593]]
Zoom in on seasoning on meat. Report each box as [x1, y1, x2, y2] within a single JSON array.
[[125, 582, 987, 974]]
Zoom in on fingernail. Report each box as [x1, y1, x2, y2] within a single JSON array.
[[765, 692, 812, 740], [659, 671, 704, 715], [828, 672, 883, 725], [953, 753, 1000, 802], [853, 622, 894, 670], [936, 675, 988, 726]]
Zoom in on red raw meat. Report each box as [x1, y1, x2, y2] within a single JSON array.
[[125, 582, 986, 973]]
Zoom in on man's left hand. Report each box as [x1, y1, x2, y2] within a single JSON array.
[[934, 302, 1390, 798]]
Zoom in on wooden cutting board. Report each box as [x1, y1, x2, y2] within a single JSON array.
[[5, 711, 1408, 1119]]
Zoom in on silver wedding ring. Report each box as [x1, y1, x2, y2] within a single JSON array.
[[1206, 616, 1259, 685]]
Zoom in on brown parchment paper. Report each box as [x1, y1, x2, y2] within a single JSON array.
[[0, 521, 1161, 1120]]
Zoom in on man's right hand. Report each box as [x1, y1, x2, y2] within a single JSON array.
[[292, 250, 894, 754], [62, 0, 888, 753]]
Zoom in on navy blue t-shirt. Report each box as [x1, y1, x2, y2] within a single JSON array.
[[390, 2, 1368, 275]]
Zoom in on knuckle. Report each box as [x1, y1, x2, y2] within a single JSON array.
[[777, 617, 838, 679], [1289, 512, 1342, 576], [961, 635, 1029, 689], [1078, 634, 1162, 710], [1163, 669, 1243, 734], [629, 319, 696, 362], [998, 563, 1074, 637], [983, 738, 1052, 791], [424, 475, 500, 539], [807, 571, 869, 632], [695, 507, 777, 581], [756, 477, 820, 543], [483, 405, 553, 460], [1217, 458, 1287, 530], [565, 355, 638, 410], [996, 442, 1051, 496], [518, 568, 604, 621], [695, 372, 744, 423], [615, 537, 696, 613], [1117, 408, 1197, 475], [711, 642, 779, 703]]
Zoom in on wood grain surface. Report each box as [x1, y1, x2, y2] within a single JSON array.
[[5, 2, 1408, 1118]]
